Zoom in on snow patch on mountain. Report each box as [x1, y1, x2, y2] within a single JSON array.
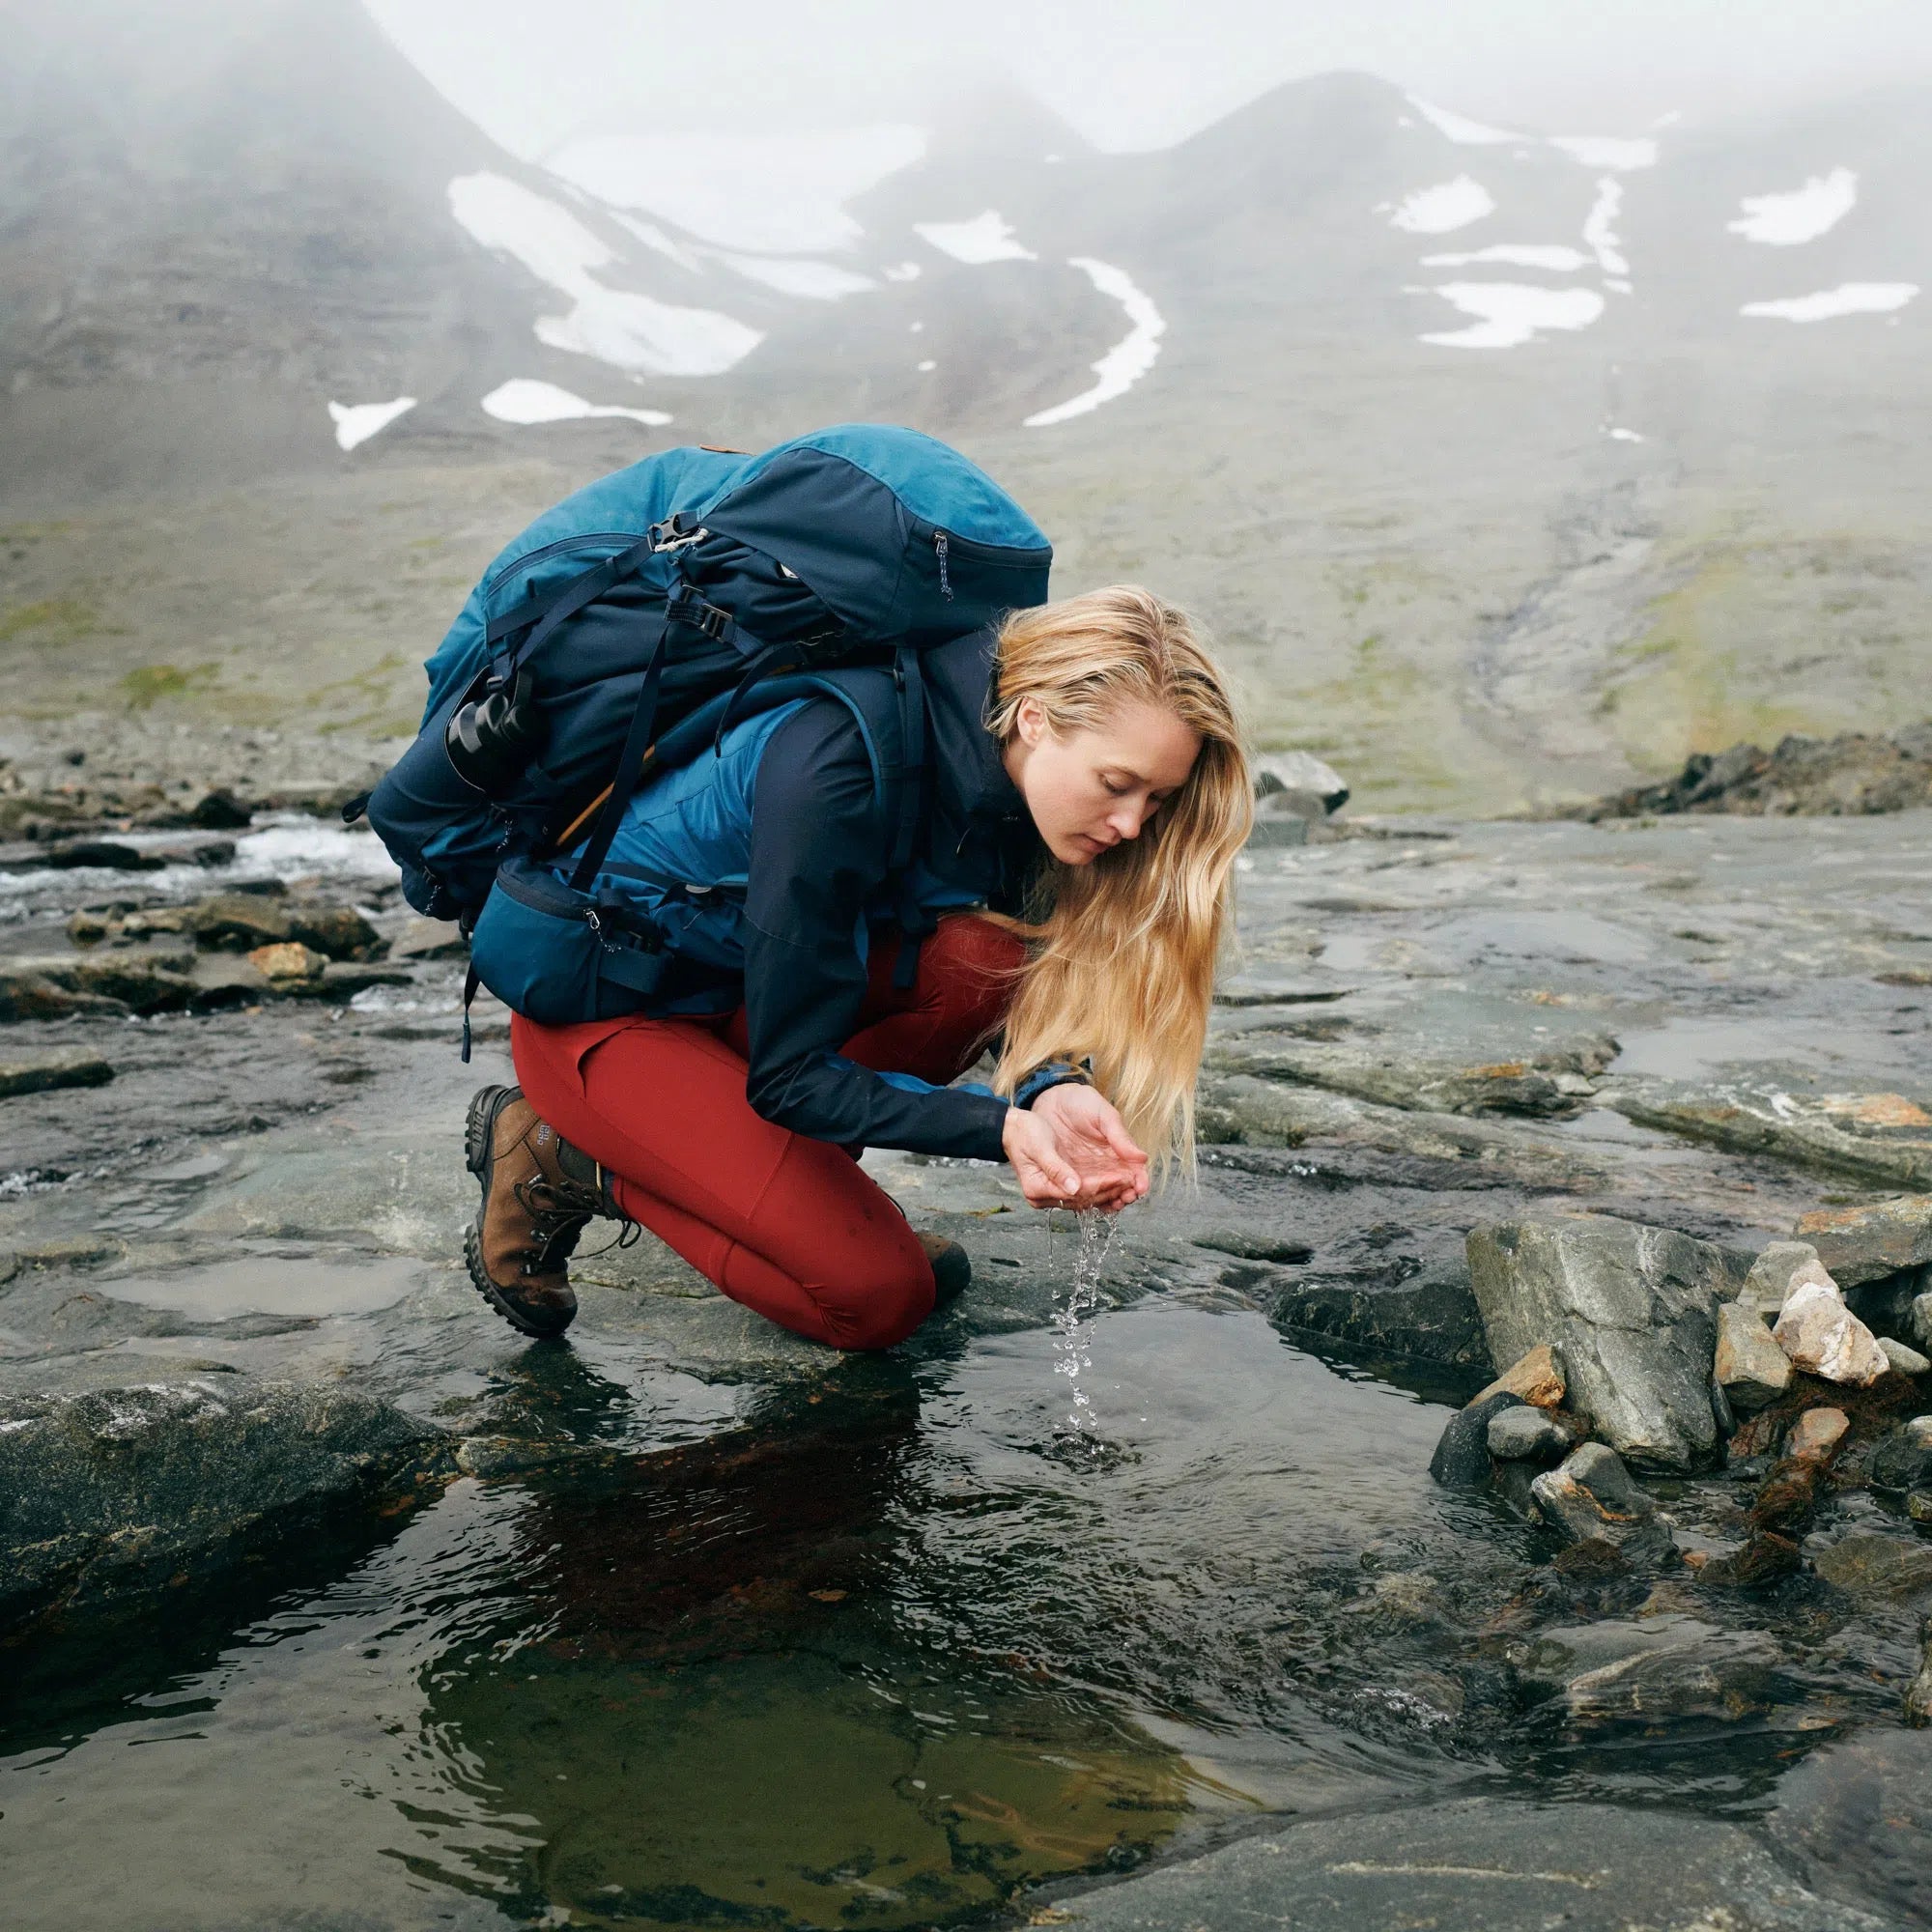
[[327, 397, 415, 451], [545, 127, 925, 253], [1407, 98, 1521, 145], [1418, 282, 1605, 349], [1024, 258, 1164, 428], [1422, 243, 1588, 271], [915, 212, 1037, 264], [1388, 177, 1495, 235], [1741, 282, 1917, 322], [481, 379, 671, 427], [1728, 169, 1858, 245], [1548, 134, 1658, 171], [718, 254, 874, 299], [1583, 180, 1630, 278], [449, 172, 761, 375]]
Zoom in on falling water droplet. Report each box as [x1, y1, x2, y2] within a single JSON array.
[[1052, 1210, 1117, 1436]]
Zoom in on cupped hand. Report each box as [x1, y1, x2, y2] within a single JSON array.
[[1026, 1082, 1151, 1211]]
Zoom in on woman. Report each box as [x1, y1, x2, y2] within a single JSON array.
[[463, 584, 1251, 1347]]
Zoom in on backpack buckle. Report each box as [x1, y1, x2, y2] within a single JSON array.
[[648, 513, 707, 554], [667, 586, 732, 642]]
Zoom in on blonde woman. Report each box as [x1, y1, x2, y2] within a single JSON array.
[[462, 586, 1252, 1345]]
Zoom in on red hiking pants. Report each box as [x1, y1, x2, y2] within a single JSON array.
[[510, 914, 1024, 1350]]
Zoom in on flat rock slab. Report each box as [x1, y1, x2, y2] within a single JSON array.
[[1798, 1195, 1932, 1287], [1053, 1797, 1895, 1930], [0, 1046, 114, 1097]]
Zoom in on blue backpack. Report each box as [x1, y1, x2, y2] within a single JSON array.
[[357, 425, 1051, 1044]]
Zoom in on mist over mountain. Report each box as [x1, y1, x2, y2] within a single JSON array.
[[1, 0, 1925, 810]]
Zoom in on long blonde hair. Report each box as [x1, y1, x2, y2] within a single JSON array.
[[986, 585, 1251, 1175]]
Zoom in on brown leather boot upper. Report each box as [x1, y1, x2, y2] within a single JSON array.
[[464, 1086, 610, 1338]]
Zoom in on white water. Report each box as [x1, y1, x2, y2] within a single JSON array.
[[1052, 1211, 1118, 1435]]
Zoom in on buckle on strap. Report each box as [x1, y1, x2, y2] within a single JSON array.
[[648, 513, 708, 554], [666, 585, 732, 642]]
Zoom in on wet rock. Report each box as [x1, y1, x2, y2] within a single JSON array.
[[0, 967, 127, 1022], [1869, 1416, 1932, 1492], [1787, 1406, 1850, 1465], [1053, 1795, 1889, 1932], [1529, 1442, 1675, 1564], [1719, 1301, 1794, 1409], [0, 1047, 114, 1098], [1429, 1391, 1523, 1489], [188, 952, 271, 1007], [1468, 1217, 1727, 1468], [1208, 1032, 1617, 1120], [248, 940, 327, 983], [1879, 1336, 1930, 1378], [319, 961, 414, 998], [1915, 1293, 1932, 1350], [1910, 1625, 1932, 1725], [1245, 801, 1311, 847], [0, 1378, 446, 1625], [1773, 1725, 1932, 1920], [1608, 1083, 1932, 1192], [388, 917, 467, 961], [1548, 1622, 1785, 1722], [1269, 1240, 1489, 1373], [43, 838, 164, 871], [1472, 1342, 1566, 1410], [1487, 1406, 1570, 1463], [1775, 1268, 1889, 1386], [186, 788, 253, 830], [1812, 1531, 1932, 1602], [286, 901, 384, 961], [1798, 1194, 1932, 1288], [187, 893, 293, 951]]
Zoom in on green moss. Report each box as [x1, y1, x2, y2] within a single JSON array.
[[0, 596, 98, 645], [120, 664, 213, 709]]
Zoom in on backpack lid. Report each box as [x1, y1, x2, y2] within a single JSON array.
[[698, 424, 1052, 644]]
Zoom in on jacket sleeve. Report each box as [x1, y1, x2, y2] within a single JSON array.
[[741, 700, 1013, 1160]]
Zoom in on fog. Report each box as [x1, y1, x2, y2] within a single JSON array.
[[363, 0, 1932, 156]]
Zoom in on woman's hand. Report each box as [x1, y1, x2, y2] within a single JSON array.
[[1003, 1105, 1086, 1208], [1009, 1083, 1151, 1211]]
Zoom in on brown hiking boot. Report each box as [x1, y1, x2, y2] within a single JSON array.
[[919, 1233, 971, 1306], [463, 1084, 621, 1339]]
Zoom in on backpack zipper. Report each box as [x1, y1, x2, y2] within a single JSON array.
[[934, 531, 952, 600]]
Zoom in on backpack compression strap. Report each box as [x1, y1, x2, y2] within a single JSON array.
[[888, 645, 934, 990]]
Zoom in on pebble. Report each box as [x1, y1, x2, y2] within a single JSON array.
[[1486, 1405, 1570, 1463], [1773, 1269, 1889, 1385], [1715, 1301, 1792, 1409], [248, 941, 327, 983], [1786, 1406, 1849, 1465]]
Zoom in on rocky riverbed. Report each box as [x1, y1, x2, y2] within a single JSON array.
[[3, 744, 1932, 1931]]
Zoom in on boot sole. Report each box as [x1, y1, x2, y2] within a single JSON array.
[[462, 1084, 573, 1341]]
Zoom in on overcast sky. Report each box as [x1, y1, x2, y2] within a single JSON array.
[[365, 0, 1932, 157]]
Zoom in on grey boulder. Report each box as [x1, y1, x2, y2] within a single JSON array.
[[1468, 1217, 1728, 1468], [1529, 1442, 1676, 1564]]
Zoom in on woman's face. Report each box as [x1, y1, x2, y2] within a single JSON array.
[[1004, 696, 1203, 867]]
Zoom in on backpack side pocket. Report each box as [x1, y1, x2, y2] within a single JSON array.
[[469, 857, 670, 1025]]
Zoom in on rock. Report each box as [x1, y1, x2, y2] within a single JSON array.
[[1775, 1271, 1889, 1386], [188, 892, 292, 951], [387, 917, 468, 961], [1773, 1726, 1932, 1920], [1467, 1217, 1728, 1469], [1269, 1242, 1489, 1373], [188, 952, 271, 1007], [1910, 1625, 1932, 1725], [1052, 1795, 1889, 1932], [1879, 1336, 1929, 1377], [1869, 1416, 1932, 1492], [1738, 1239, 1823, 1317], [1915, 1292, 1932, 1350], [42, 838, 163, 871], [1253, 750, 1349, 815], [187, 788, 252, 830], [1209, 1033, 1617, 1121], [1473, 1343, 1566, 1409], [0, 967, 127, 1022], [285, 901, 384, 961], [1487, 1406, 1570, 1463], [318, 960, 415, 998], [1528, 1442, 1675, 1564], [1787, 1406, 1850, 1464], [0, 1047, 114, 1098], [1245, 804, 1312, 848], [1558, 1625, 1785, 1722], [0, 1378, 446, 1624], [1813, 1531, 1932, 1602], [1797, 1194, 1932, 1288], [1718, 1300, 1794, 1408], [247, 940, 327, 982], [1429, 1391, 1523, 1488]]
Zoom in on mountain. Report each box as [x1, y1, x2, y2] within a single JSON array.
[[1, 4, 1927, 811]]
